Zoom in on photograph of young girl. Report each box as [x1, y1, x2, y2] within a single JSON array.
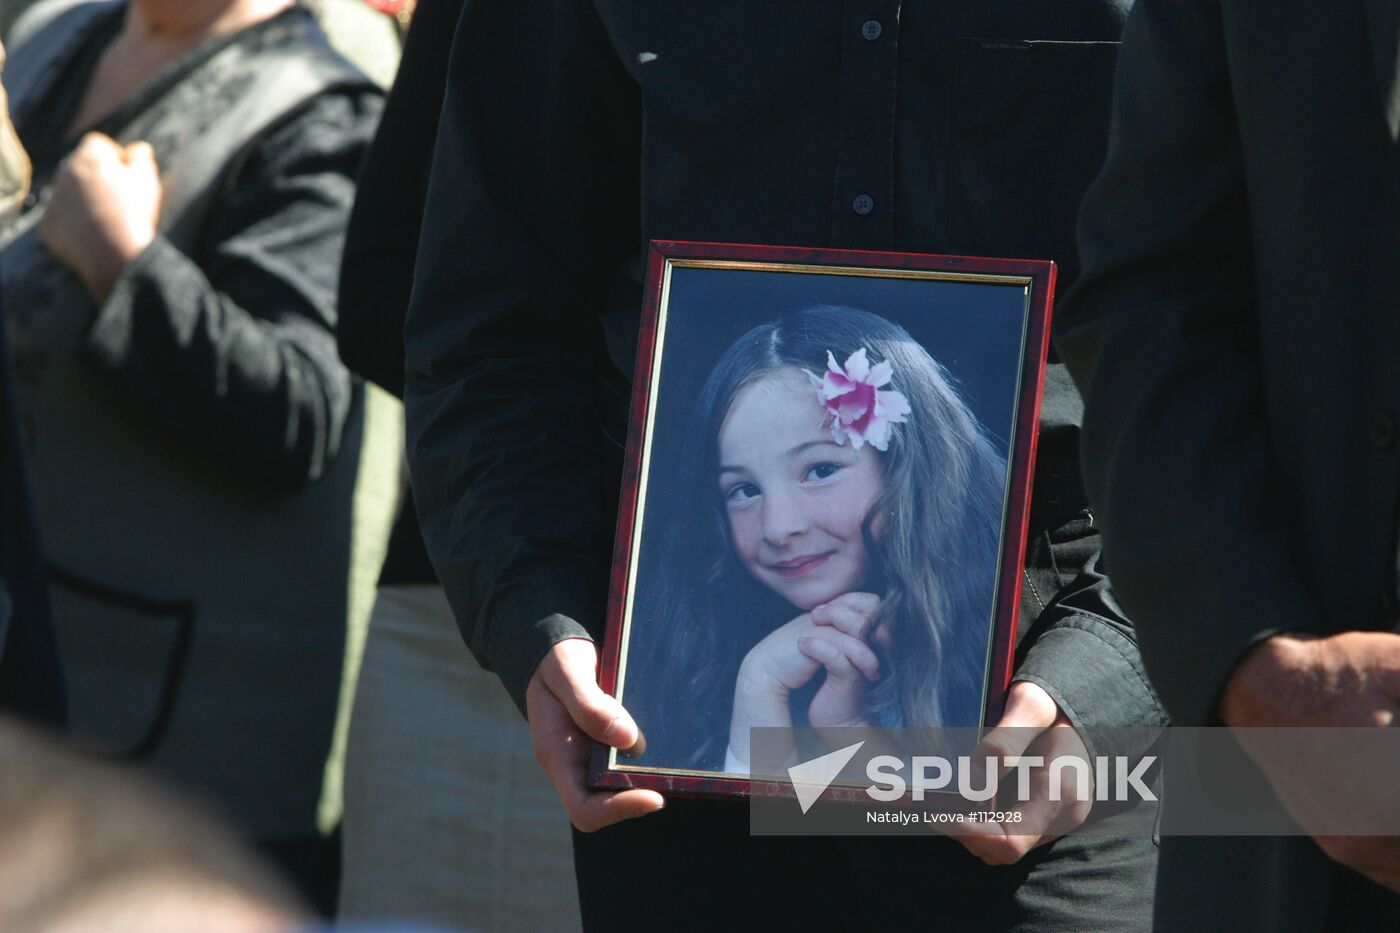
[[617, 264, 1030, 776]]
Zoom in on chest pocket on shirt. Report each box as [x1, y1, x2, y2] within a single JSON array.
[[948, 39, 1120, 286]]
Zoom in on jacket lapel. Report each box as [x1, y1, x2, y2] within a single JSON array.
[[1363, 0, 1400, 142]]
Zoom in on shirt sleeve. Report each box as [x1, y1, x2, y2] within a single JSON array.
[[403, 0, 640, 714], [1012, 531, 1169, 761], [999, 364, 1166, 754], [1054, 0, 1326, 727], [84, 88, 384, 492]]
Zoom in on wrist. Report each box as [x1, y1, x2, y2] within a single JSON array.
[[1219, 634, 1321, 727], [78, 231, 151, 303], [810, 711, 872, 729], [735, 657, 790, 704], [112, 223, 155, 264], [105, 220, 156, 277]]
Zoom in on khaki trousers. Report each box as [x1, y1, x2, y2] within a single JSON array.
[[339, 584, 581, 932]]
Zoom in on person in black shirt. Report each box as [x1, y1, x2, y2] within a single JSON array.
[[406, 1, 1163, 928]]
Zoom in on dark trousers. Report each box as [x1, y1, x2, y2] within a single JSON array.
[[573, 797, 1157, 932]]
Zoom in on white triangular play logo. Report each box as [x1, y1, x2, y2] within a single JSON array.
[[788, 741, 865, 815]]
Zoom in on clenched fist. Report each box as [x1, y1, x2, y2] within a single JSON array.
[[40, 132, 162, 302]]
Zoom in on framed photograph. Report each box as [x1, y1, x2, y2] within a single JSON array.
[[590, 241, 1055, 798]]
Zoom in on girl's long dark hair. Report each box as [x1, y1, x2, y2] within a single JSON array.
[[627, 306, 1006, 769]]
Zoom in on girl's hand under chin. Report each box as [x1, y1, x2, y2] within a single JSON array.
[[805, 592, 885, 727], [728, 594, 882, 767]]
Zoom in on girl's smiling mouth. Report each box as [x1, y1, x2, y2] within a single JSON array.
[[766, 552, 834, 577]]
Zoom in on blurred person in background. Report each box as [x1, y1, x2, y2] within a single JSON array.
[[0, 36, 64, 728], [1058, 0, 1400, 926], [0, 717, 306, 933], [295, 0, 405, 886], [0, 0, 384, 913], [334, 1, 580, 929], [0, 718, 465, 933]]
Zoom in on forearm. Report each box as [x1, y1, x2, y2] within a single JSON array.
[[1013, 516, 1168, 760], [728, 664, 796, 766], [86, 234, 351, 489], [403, 0, 639, 714], [406, 351, 621, 713], [78, 90, 379, 490]]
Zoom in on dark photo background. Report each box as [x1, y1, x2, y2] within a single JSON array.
[[618, 263, 1032, 769], [656, 265, 1028, 454]]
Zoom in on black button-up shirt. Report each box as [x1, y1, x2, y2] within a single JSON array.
[[405, 0, 1161, 743]]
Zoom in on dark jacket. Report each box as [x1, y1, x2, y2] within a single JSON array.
[[1058, 0, 1400, 927], [2, 1, 381, 838], [336, 0, 464, 588]]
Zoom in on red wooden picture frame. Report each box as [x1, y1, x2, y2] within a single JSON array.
[[590, 241, 1056, 799]]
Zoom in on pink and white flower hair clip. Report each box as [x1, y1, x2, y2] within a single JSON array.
[[809, 348, 912, 451]]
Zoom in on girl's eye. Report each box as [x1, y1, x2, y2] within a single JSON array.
[[805, 462, 842, 482], [725, 482, 761, 502]]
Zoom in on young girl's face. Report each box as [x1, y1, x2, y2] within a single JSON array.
[[717, 366, 885, 611]]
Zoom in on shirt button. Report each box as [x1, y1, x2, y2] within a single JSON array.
[[1369, 409, 1397, 450], [852, 193, 875, 215], [22, 192, 38, 209], [862, 20, 883, 41]]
